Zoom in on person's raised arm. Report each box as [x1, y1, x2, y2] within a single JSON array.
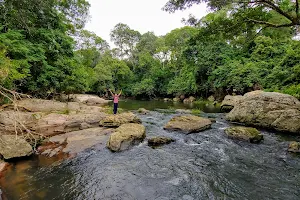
[[108, 89, 114, 97], [118, 89, 122, 96]]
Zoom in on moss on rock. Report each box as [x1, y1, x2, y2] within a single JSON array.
[[225, 126, 263, 143]]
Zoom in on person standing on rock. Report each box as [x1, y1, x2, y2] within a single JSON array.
[[109, 89, 122, 114]]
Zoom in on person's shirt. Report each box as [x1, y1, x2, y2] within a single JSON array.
[[113, 94, 120, 103]]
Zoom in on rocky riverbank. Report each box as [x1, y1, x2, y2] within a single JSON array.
[[1, 91, 300, 172], [0, 95, 147, 165]]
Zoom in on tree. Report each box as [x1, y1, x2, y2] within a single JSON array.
[[164, 0, 300, 28], [0, 0, 90, 96], [110, 23, 141, 58], [75, 30, 109, 69], [92, 52, 133, 95]]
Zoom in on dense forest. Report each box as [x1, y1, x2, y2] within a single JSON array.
[[1, 0, 300, 100]]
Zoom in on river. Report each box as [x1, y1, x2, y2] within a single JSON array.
[[1, 100, 300, 200]]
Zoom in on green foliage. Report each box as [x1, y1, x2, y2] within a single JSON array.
[[281, 84, 300, 99], [110, 23, 141, 58], [1, 0, 300, 101], [191, 109, 201, 115]]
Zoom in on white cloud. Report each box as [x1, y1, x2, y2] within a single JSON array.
[[85, 0, 207, 45]]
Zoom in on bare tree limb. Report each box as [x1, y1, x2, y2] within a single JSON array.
[[296, 0, 299, 18], [246, 18, 294, 27]]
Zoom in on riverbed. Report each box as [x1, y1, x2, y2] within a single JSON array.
[[1, 100, 300, 200]]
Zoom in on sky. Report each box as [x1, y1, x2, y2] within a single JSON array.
[[85, 0, 208, 46]]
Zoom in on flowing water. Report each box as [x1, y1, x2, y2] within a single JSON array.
[[1, 100, 300, 200]]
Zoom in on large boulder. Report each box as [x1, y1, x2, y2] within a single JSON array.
[[225, 126, 263, 143], [226, 91, 300, 134], [164, 115, 212, 134], [0, 135, 33, 159], [107, 123, 146, 152], [99, 112, 141, 127], [221, 95, 244, 112], [148, 136, 175, 147]]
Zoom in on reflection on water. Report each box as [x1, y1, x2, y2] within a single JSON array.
[[112, 99, 221, 113], [1, 101, 300, 200]]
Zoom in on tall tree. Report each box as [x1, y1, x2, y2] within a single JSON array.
[[110, 23, 141, 58]]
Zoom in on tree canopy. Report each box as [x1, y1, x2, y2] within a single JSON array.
[[1, 0, 300, 100]]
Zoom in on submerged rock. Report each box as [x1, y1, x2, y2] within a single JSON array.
[[175, 109, 192, 114], [0, 160, 9, 174], [288, 141, 300, 153], [148, 136, 175, 147], [208, 95, 215, 102], [208, 118, 216, 123], [183, 96, 196, 104], [100, 112, 141, 127], [173, 97, 180, 102], [221, 95, 244, 112], [225, 126, 263, 143], [107, 123, 146, 152], [138, 108, 149, 115], [0, 135, 33, 159], [226, 91, 300, 134], [164, 115, 212, 134]]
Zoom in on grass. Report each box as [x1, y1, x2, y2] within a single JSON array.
[[56, 109, 70, 115], [191, 109, 201, 115]]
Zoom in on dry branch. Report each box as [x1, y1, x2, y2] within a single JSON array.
[[0, 86, 42, 150]]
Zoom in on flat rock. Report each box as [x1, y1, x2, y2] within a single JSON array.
[[225, 126, 263, 143], [288, 141, 300, 153], [148, 136, 175, 147], [107, 123, 146, 152], [164, 115, 212, 134], [17, 99, 69, 112], [33, 112, 107, 136], [62, 94, 111, 105], [0, 135, 33, 159], [47, 127, 113, 155], [100, 112, 141, 127]]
